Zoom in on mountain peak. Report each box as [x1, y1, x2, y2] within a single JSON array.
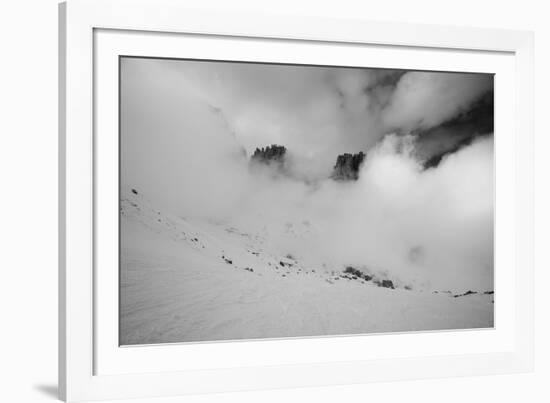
[[332, 151, 366, 181], [250, 144, 287, 164]]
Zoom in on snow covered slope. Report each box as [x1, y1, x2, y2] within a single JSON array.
[[120, 188, 494, 345]]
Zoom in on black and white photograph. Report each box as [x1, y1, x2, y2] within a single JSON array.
[[119, 57, 494, 345]]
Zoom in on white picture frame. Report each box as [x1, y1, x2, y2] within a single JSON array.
[[59, 0, 534, 401]]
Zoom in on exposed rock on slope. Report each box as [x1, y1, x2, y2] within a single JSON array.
[[120, 187, 495, 345]]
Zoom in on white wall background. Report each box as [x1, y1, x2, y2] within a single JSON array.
[[0, 0, 546, 402]]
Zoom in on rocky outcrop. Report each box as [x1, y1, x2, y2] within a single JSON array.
[[422, 136, 474, 169], [250, 145, 287, 165], [250, 145, 367, 181], [342, 266, 398, 290], [417, 90, 493, 169], [332, 152, 366, 181]]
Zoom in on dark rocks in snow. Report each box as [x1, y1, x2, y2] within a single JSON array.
[[250, 145, 287, 165], [454, 290, 477, 298], [343, 266, 372, 282], [344, 266, 360, 276], [222, 256, 232, 264], [244, 267, 254, 272], [343, 266, 396, 289], [379, 280, 394, 289], [332, 151, 366, 181]]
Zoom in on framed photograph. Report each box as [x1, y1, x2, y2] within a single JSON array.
[[59, 0, 534, 401]]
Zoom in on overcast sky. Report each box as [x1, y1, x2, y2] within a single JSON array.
[[121, 57, 493, 180]]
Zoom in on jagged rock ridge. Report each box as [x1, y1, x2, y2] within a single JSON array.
[[331, 151, 366, 181], [250, 144, 287, 164]]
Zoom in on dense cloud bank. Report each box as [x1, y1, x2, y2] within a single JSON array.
[[120, 58, 494, 292]]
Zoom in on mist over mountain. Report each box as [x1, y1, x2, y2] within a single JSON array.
[[251, 145, 287, 163], [249, 145, 366, 182], [119, 58, 495, 344], [250, 143, 368, 182], [331, 152, 366, 181]]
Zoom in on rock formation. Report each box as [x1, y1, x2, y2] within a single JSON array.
[[250, 145, 287, 164], [331, 151, 366, 181]]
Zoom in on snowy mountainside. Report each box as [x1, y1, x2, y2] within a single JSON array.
[[120, 187, 494, 345]]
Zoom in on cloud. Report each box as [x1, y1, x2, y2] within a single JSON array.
[[214, 134, 494, 293], [121, 57, 494, 293], [127, 59, 493, 181], [381, 71, 493, 132], [134, 60, 403, 178], [120, 58, 250, 217], [350, 135, 494, 292]]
